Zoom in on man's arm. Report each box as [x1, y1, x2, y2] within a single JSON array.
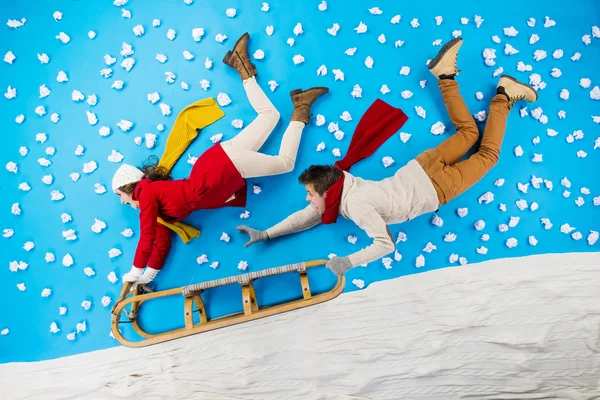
[[266, 204, 322, 239], [237, 204, 322, 247], [341, 196, 396, 268]]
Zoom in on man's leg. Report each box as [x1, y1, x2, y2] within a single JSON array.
[[221, 121, 305, 178], [440, 93, 510, 203], [433, 79, 481, 165], [427, 38, 480, 166], [223, 77, 280, 152], [416, 79, 480, 204], [432, 75, 538, 204], [417, 37, 478, 204]]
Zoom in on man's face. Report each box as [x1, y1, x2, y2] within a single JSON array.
[[305, 184, 326, 215]]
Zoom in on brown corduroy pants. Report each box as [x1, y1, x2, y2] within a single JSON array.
[[416, 79, 510, 205]]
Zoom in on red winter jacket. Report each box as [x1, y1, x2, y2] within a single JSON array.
[[131, 144, 247, 270]]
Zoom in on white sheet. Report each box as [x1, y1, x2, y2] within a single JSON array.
[[2, 252, 600, 399]]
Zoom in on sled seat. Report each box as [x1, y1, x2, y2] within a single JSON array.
[[181, 262, 307, 296]]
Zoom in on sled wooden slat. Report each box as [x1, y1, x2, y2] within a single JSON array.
[[241, 283, 255, 316], [184, 297, 194, 329], [299, 272, 312, 300], [194, 293, 208, 324], [111, 260, 345, 348]]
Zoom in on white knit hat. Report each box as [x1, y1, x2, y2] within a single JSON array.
[[112, 164, 144, 193]]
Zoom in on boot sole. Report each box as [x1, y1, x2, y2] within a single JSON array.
[[500, 74, 538, 102], [222, 50, 233, 65], [428, 37, 463, 71], [222, 32, 250, 65]]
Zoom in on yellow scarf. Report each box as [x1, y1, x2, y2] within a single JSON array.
[[156, 98, 225, 243]]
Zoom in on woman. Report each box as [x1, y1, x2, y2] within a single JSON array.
[[113, 32, 329, 285]]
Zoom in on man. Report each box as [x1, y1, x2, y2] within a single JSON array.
[[238, 38, 538, 276]]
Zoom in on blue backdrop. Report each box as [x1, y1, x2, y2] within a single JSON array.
[[1, 0, 599, 362]]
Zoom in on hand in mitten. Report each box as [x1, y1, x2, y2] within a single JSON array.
[[236, 225, 269, 247], [136, 268, 159, 285], [326, 257, 353, 276], [122, 266, 144, 283]]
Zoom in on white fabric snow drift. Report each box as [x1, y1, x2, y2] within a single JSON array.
[[1, 251, 599, 399]]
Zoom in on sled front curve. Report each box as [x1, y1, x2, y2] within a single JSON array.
[[111, 260, 345, 348]]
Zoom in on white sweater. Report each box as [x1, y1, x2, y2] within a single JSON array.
[[266, 160, 440, 267]]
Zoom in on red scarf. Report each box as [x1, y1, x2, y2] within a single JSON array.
[[321, 99, 408, 224]]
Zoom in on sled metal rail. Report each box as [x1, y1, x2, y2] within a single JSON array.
[[111, 260, 345, 348]]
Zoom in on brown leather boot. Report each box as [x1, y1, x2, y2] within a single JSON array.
[[290, 87, 329, 124], [223, 32, 257, 80]]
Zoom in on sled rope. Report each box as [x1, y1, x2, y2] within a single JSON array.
[[182, 262, 306, 295]]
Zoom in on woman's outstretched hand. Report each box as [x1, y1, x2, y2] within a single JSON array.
[[236, 225, 269, 247], [122, 266, 144, 283]]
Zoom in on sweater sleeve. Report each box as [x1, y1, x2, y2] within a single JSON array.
[[343, 196, 396, 267], [266, 205, 322, 239], [147, 223, 172, 270], [133, 191, 160, 269]]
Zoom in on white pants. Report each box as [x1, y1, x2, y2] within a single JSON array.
[[221, 77, 305, 179]]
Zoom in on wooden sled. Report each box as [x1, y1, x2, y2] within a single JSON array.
[[111, 260, 345, 348]]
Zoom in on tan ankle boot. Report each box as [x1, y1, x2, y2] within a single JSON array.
[[290, 87, 329, 124], [223, 32, 257, 80], [498, 75, 538, 107], [428, 38, 463, 78]]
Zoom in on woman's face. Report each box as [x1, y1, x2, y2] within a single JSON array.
[[115, 189, 139, 210]]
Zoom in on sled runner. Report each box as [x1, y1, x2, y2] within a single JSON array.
[[111, 260, 345, 348]]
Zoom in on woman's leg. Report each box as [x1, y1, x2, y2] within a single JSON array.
[[221, 121, 305, 178], [433, 79, 481, 165], [223, 77, 280, 152]]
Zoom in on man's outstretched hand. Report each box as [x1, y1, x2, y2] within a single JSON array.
[[326, 256, 353, 276], [236, 225, 269, 247]]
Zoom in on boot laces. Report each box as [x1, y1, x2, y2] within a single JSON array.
[[509, 94, 525, 105], [508, 94, 525, 108]]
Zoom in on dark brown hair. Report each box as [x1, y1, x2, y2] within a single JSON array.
[[118, 156, 172, 195], [298, 165, 343, 195]]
